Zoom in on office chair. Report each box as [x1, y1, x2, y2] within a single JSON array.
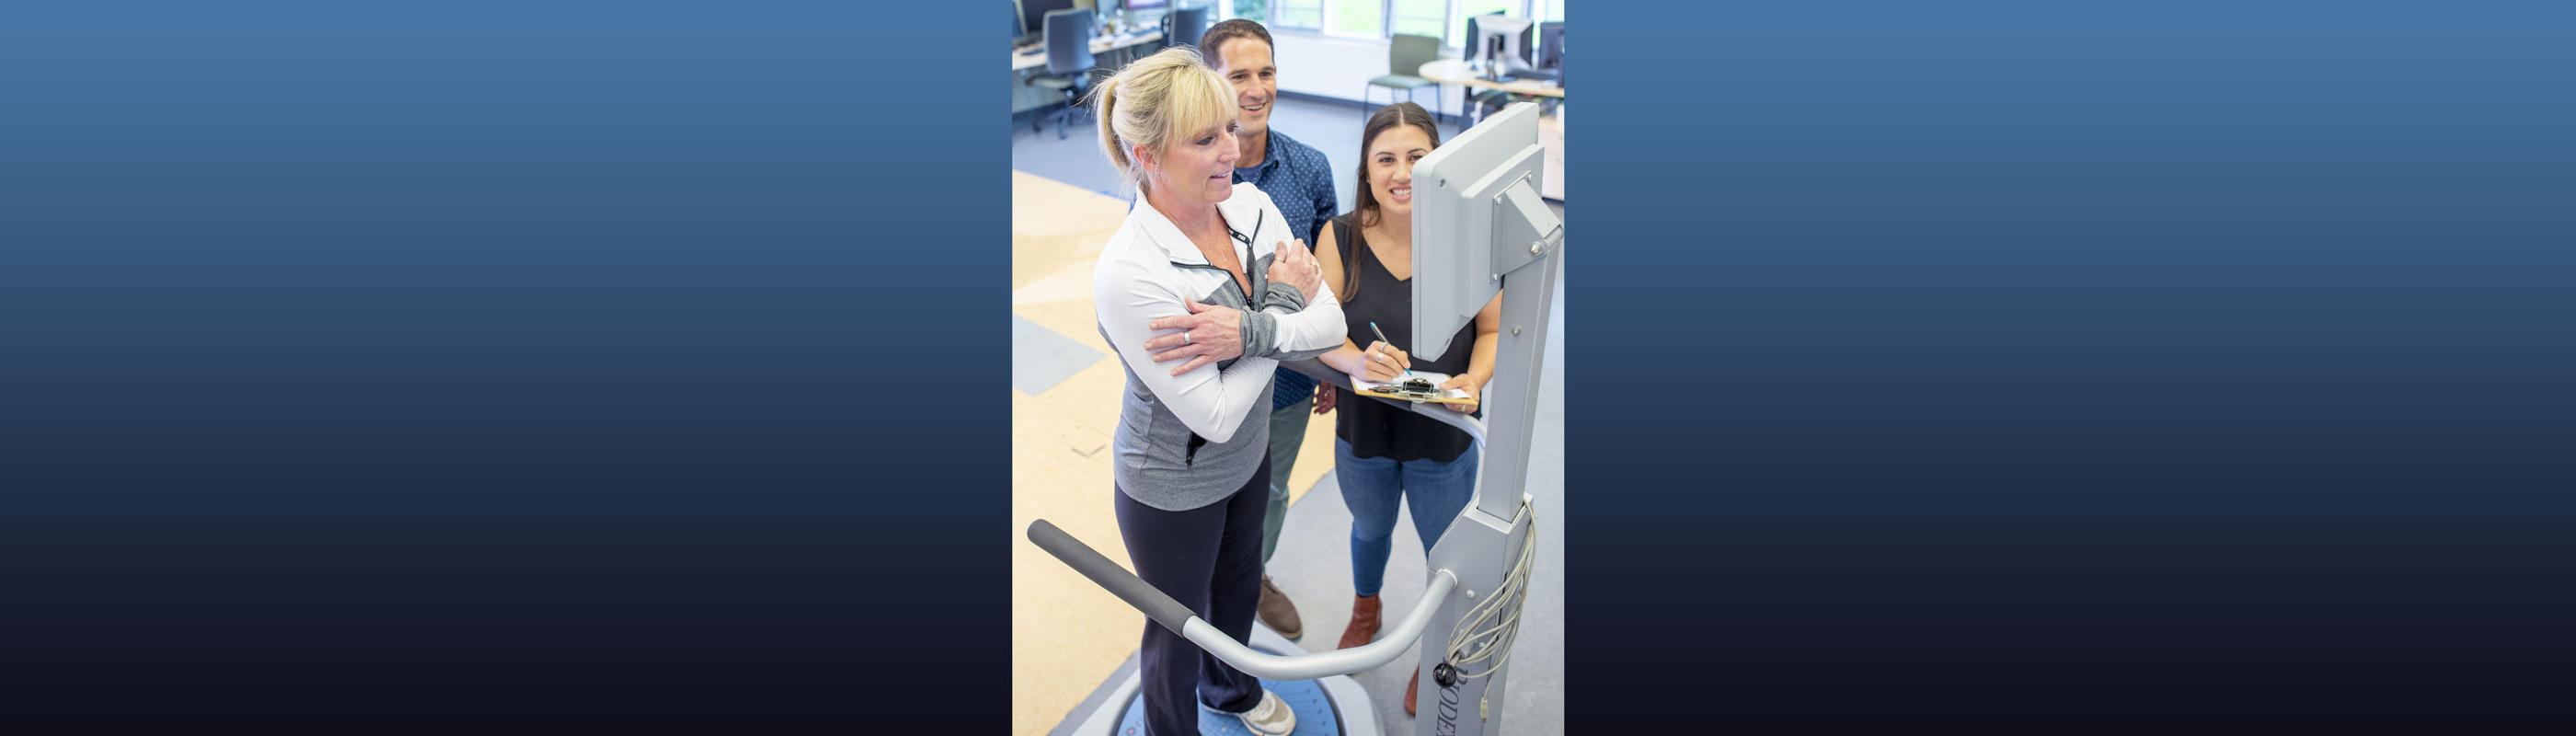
[[1025, 9, 1097, 140], [1365, 34, 1442, 122], [1163, 5, 1209, 51]]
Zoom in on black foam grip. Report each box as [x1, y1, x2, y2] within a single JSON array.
[[1027, 519, 1196, 635]]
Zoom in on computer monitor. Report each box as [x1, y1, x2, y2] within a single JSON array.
[[1510, 20, 1560, 82], [1459, 11, 1499, 53], [1536, 21, 1563, 69], [1466, 16, 1535, 75], [1123, 0, 1170, 12], [1408, 102, 1556, 361], [1019, 0, 1078, 45]]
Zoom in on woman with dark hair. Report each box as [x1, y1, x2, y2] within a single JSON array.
[[1308, 101, 1502, 717]]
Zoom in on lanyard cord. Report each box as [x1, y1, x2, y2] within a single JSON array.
[[1229, 210, 1264, 298], [1228, 209, 1260, 247]]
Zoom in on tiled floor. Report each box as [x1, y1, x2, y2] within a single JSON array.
[[1012, 95, 1565, 735], [1009, 170, 1349, 736]]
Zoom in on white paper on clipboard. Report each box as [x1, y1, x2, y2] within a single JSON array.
[[1348, 370, 1472, 403]]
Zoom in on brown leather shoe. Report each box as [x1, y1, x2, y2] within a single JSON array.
[[1404, 669, 1420, 716], [1336, 594, 1382, 650], [1258, 576, 1303, 640]]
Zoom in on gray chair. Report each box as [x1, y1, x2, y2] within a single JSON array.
[[1026, 9, 1097, 140], [1364, 34, 1442, 121], [1163, 5, 1209, 51]]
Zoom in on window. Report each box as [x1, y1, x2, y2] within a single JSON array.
[[1268, 0, 1544, 46], [1274, 0, 1323, 29], [1390, 0, 1445, 40], [1233, 0, 1270, 24], [1329, 0, 1385, 37]]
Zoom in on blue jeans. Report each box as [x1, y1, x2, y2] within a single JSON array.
[[1335, 439, 1480, 597]]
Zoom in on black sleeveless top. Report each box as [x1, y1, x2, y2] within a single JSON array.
[[1331, 215, 1476, 463]]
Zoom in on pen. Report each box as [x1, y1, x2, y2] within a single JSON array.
[[1367, 321, 1412, 380]]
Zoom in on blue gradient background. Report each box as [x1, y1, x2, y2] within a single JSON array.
[[3, 1, 2570, 732], [3, 2, 993, 731], [1573, 1, 2576, 731]]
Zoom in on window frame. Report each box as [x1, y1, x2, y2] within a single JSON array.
[[1321, 0, 1389, 40], [1258, 0, 1541, 51], [1268, 0, 1326, 32], [1397, 0, 1539, 51]]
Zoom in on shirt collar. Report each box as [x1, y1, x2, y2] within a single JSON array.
[[1234, 129, 1298, 179], [1133, 184, 1268, 266]]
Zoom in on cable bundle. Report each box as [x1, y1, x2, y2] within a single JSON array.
[[1441, 501, 1537, 693]]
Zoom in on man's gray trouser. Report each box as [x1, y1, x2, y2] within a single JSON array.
[[1260, 397, 1313, 565]]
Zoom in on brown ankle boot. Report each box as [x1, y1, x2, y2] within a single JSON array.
[[1404, 669, 1420, 716], [1336, 594, 1382, 650], [1257, 576, 1303, 640]]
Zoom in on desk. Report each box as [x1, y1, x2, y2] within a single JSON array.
[[1419, 60, 1565, 201], [1417, 60, 1564, 99], [1417, 59, 1561, 127], [1012, 30, 1163, 72], [1011, 30, 1166, 118]]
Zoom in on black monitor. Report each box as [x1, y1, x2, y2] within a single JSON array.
[[1537, 21, 1563, 69], [1019, 0, 1078, 45]]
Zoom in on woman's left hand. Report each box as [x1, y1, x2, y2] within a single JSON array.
[[1144, 300, 1245, 375], [1439, 374, 1481, 413], [1268, 238, 1322, 303]]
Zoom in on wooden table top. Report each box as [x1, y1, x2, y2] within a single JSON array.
[[1417, 59, 1565, 98]]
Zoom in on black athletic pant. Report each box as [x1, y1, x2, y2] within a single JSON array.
[[1114, 456, 1269, 736]]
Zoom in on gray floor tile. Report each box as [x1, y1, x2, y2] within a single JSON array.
[[1014, 314, 1106, 396]]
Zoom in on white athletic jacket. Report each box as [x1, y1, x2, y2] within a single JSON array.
[[1094, 183, 1346, 511]]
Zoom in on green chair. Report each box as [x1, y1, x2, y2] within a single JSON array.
[[1364, 34, 1442, 121]]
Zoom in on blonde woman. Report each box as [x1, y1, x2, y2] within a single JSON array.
[[1087, 48, 1345, 736]]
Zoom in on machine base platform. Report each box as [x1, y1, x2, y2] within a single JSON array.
[[1061, 626, 1381, 736], [1112, 674, 1339, 735]]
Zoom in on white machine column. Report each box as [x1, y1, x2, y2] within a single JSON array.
[[1468, 175, 1561, 523], [1414, 103, 1560, 735]]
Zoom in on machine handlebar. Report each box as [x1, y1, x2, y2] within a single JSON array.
[[1027, 519, 1196, 635], [1027, 517, 1460, 681]]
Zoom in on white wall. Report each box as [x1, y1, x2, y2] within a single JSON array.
[[1270, 30, 1466, 110]]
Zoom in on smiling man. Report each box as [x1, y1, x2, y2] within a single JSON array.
[[1196, 17, 1338, 644]]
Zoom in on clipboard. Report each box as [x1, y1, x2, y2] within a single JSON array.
[[1350, 370, 1478, 407]]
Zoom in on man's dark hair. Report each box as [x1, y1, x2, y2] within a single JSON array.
[[1197, 18, 1274, 63]]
